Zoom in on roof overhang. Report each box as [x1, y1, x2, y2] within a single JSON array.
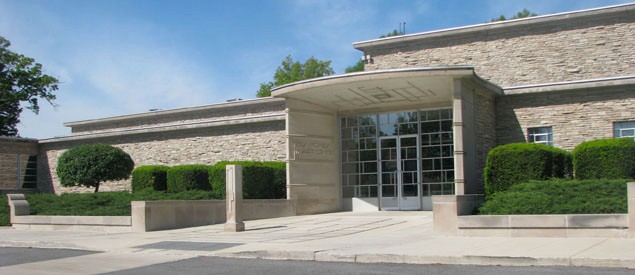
[[271, 67, 501, 113]]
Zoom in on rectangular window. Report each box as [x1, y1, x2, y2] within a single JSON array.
[[528, 127, 553, 146], [614, 121, 635, 139]]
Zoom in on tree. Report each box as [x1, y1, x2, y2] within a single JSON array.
[[491, 8, 537, 22], [56, 144, 134, 192], [0, 36, 59, 136], [345, 60, 365, 73], [379, 29, 404, 38], [256, 55, 334, 97]]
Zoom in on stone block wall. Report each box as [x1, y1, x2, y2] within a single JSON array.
[[496, 85, 635, 150], [38, 121, 286, 194], [361, 8, 635, 87], [472, 89, 497, 193]]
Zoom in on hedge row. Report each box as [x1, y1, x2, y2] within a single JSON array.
[[573, 138, 635, 180], [484, 143, 572, 196], [479, 179, 628, 215], [131, 161, 286, 199]]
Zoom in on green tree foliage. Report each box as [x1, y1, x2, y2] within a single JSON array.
[[56, 144, 135, 192], [0, 36, 59, 136], [491, 8, 537, 22], [256, 55, 334, 97], [345, 60, 365, 73], [379, 29, 404, 38], [573, 138, 635, 180]]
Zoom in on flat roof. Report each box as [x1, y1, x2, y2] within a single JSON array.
[[502, 75, 635, 95], [353, 3, 635, 51], [64, 97, 284, 128]]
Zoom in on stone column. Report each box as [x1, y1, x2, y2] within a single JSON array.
[[628, 182, 635, 238], [452, 79, 465, 195], [225, 165, 245, 232]]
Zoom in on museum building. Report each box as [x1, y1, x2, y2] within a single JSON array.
[[2, 4, 634, 215]]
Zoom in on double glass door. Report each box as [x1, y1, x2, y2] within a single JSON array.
[[379, 135, 420, 210]]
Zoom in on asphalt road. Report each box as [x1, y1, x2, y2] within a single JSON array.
[[0, 247, 98, 267], [0, 247, 632, 275]]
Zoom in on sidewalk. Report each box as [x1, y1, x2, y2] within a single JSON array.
[[1, 211, 634, 272]]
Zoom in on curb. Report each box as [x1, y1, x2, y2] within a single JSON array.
[[217, 250, 635, 269]]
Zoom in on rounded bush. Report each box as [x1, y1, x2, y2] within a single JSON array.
[[573, 138, 635, 180], [56, 143, 134, 192], [166, 165, 211, 193], [131, 165, 170, 192], [209, 161, 286, 199], [484, 143, 572, 196]]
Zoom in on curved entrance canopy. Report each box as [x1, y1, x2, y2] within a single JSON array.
[[271, 67, 501, 213], [272, 66, 500, 114]]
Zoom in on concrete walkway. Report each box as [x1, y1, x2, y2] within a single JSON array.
[[1, 211, 635, 273]]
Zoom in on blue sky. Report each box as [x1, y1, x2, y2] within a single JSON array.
[[1, 0, 632, 139]]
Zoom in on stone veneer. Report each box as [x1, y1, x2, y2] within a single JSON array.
[[496, 85, 635, 150], [37, 98, 287, 194], [358, 6, 635, 87], [471, 89, 497, 193]]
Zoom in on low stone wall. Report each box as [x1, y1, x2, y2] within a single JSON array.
[[7, 194, 296, 232], [433, 182, 635, 238], [11, 215, 132, 233], [457, 214, 628, 238], [131, 199, 297, 232]]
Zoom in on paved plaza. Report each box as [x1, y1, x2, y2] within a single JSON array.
[[1, 211, 635, 273]]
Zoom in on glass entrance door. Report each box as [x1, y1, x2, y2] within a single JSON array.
[[379, 135, 420, 210]]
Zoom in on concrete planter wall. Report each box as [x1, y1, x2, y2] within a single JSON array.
[[432, 182, 635, 238], [7, 194, 296, 232]]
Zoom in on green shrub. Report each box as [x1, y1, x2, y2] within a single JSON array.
[[56, 144, 134, 192], [479, 179, 628, 215], [166, 165, 210, 193], [573, 138, 635, 180], [131, 165, 169, 192], [0, 195, 9, 226], [24, 190, 221, 216], [484, 143, 572, 196], [209, 161, 286, 199]]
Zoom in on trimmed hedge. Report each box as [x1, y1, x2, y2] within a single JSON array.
[[484, 143, 572, 196], [0, 195, 9, 226], [209, 161, 286, 199], [131, 165, 169, 192], [166, 165, 211, 193], [573, 138, 635, 180], [479, 179, 628, 215]]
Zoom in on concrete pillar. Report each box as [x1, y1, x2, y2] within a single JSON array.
[[628, 182, 635, 238], [225, 165, 245, 232], [452, 79, 465, 195]]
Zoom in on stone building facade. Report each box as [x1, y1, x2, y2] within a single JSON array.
[[36, 98, 286, 194], [3, 4, 634, 214]]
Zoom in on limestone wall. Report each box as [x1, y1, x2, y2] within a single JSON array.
[[471, 88, 497, 194], [38, 121, 286, 194], [361, 8, 635, 87], [495, 85, 635, 150]]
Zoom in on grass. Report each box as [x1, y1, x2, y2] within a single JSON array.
[[478, 179, 629, 215]]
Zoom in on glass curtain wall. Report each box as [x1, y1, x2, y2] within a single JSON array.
[[340, 108, 454, 201]]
